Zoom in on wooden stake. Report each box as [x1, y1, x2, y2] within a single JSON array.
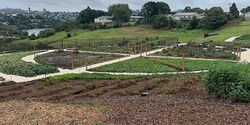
[[71, 51, 74, 69], [85, 53, 88, 70], [182, 52, 185, 71]]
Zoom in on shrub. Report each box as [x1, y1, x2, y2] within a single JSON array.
[[67, 33, 72, 38], [202, 63, 250, 102]]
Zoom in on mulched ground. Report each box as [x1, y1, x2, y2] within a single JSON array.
[[0, 75, 249, 124]]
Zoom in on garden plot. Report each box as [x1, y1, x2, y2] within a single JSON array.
[[0, 52, 58, 77], [35, 51, 127, 69]]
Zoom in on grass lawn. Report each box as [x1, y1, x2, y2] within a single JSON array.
[[197, 21, 250, 43]]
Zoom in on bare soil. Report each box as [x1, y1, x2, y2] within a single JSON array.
[[34, 51, 125, 69], [0, 75, 249, 124]]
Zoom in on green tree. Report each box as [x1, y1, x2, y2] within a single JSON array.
[[229, 3, 239, 19], [183, 6, 204, 14], [183, 6, 192, 12], [156, 2, 171, 14], [108, 4, 131, 23], [150, 14, 175, 29], [202, 7, 228, 30], [241, 6, 250, 16], [142, 1, 171, 20], [187, 16, 199, 30], [77, 6, 106, 24]]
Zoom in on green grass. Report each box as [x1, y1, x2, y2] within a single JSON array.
[[91, 57, 235, 73], [68, 26, 203, 42], [47, 73, 142, 82], [197, 21, 250, 43], [14, 26, 204, 46]]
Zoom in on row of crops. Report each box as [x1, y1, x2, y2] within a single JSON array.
[[0, 52, 58, 77], [90, 57, 235, 73]]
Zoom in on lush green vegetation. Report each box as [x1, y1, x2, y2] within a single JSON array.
[[197, 21, 250, 43], [90, 57, 177, 73], [156, 58, 234, 71], [90, 57, 234, 73], [203, 63, 250, 102], [154, 42, 237, 60], [0, 52, 58, 77], [47, 73, 142, 82], [235, 34, 250, 41]]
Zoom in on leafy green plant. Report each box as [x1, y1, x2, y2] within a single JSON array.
[[203, 63, 250, 101]]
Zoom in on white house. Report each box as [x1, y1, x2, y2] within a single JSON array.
[[94, 16, 144, 25], [129, 16, 144, 22], [94, 16, 113, 25], [245, 12, 250, 20], [172, 12, 204, 21]]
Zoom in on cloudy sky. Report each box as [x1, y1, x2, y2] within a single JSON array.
[[0, 0, 249, 12]]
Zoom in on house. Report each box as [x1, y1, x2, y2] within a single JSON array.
[[172, 12, 204, 21], [94, 16, 113, 25], [94, 16, 145, 25], [245, 12, 250, 20], [129, 16, 144, 22]]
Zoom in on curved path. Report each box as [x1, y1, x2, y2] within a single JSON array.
[[1, 44, 250, 83]]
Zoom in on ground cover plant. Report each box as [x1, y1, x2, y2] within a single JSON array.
[[34, 51, 126, 69], [0, 52, 58, 77], [203, 63, 250, 102], [152, 57, 235, 71], [90, 57, 234, 73], [153, 42, 237, 60], [89, 57, 178, 73]]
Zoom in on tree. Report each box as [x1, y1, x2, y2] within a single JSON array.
[[187, 16, 199, 30], [77, 6, 106, 24], [202, 7, 228, 30], [183, 6, 192, 12], [108, 4, 131, 23], [183, 6, 204, 14], [142, 2, 171, 20], [229, 3, 239, 19], [150, 14, 175, 29], [241, 6, 250, 14], [156, 2, 171, 14]]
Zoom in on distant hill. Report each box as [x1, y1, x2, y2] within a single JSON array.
[[0, 8, 27, 13]]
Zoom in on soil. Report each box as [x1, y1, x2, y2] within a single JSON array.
[[34, 51, 125, 69], [0, 75, 249, 124]]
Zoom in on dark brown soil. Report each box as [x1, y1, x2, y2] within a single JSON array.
[[34, 51, 125, 69], [0, 75, 249, 124]]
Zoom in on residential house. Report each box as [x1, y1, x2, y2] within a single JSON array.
[[245, 12, 250, 20], [94, 16, 144, 25], [129, 16, 144, 22], [94, 16, 113, 25], [172, 12, 204, 21]]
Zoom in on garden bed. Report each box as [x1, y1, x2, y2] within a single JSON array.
[[0, 52, 58, 77], [34, 51, 126, 69], [90, 57, 234, 73]]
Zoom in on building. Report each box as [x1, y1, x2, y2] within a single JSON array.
[[94, 16, 144, 25], [94, 16, 113, 25], [129, 16, 144, 22], [172, 12, 204, 21], [245, 12, 250, 20]]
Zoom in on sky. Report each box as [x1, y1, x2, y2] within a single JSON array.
[[0, 0, 249, 12]]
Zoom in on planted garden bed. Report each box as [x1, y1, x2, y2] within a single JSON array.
[[34, 51, 126, 69], [152, 42, 237, 60], [90, 57, 234, 73], [0, 52, 58, 77]]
